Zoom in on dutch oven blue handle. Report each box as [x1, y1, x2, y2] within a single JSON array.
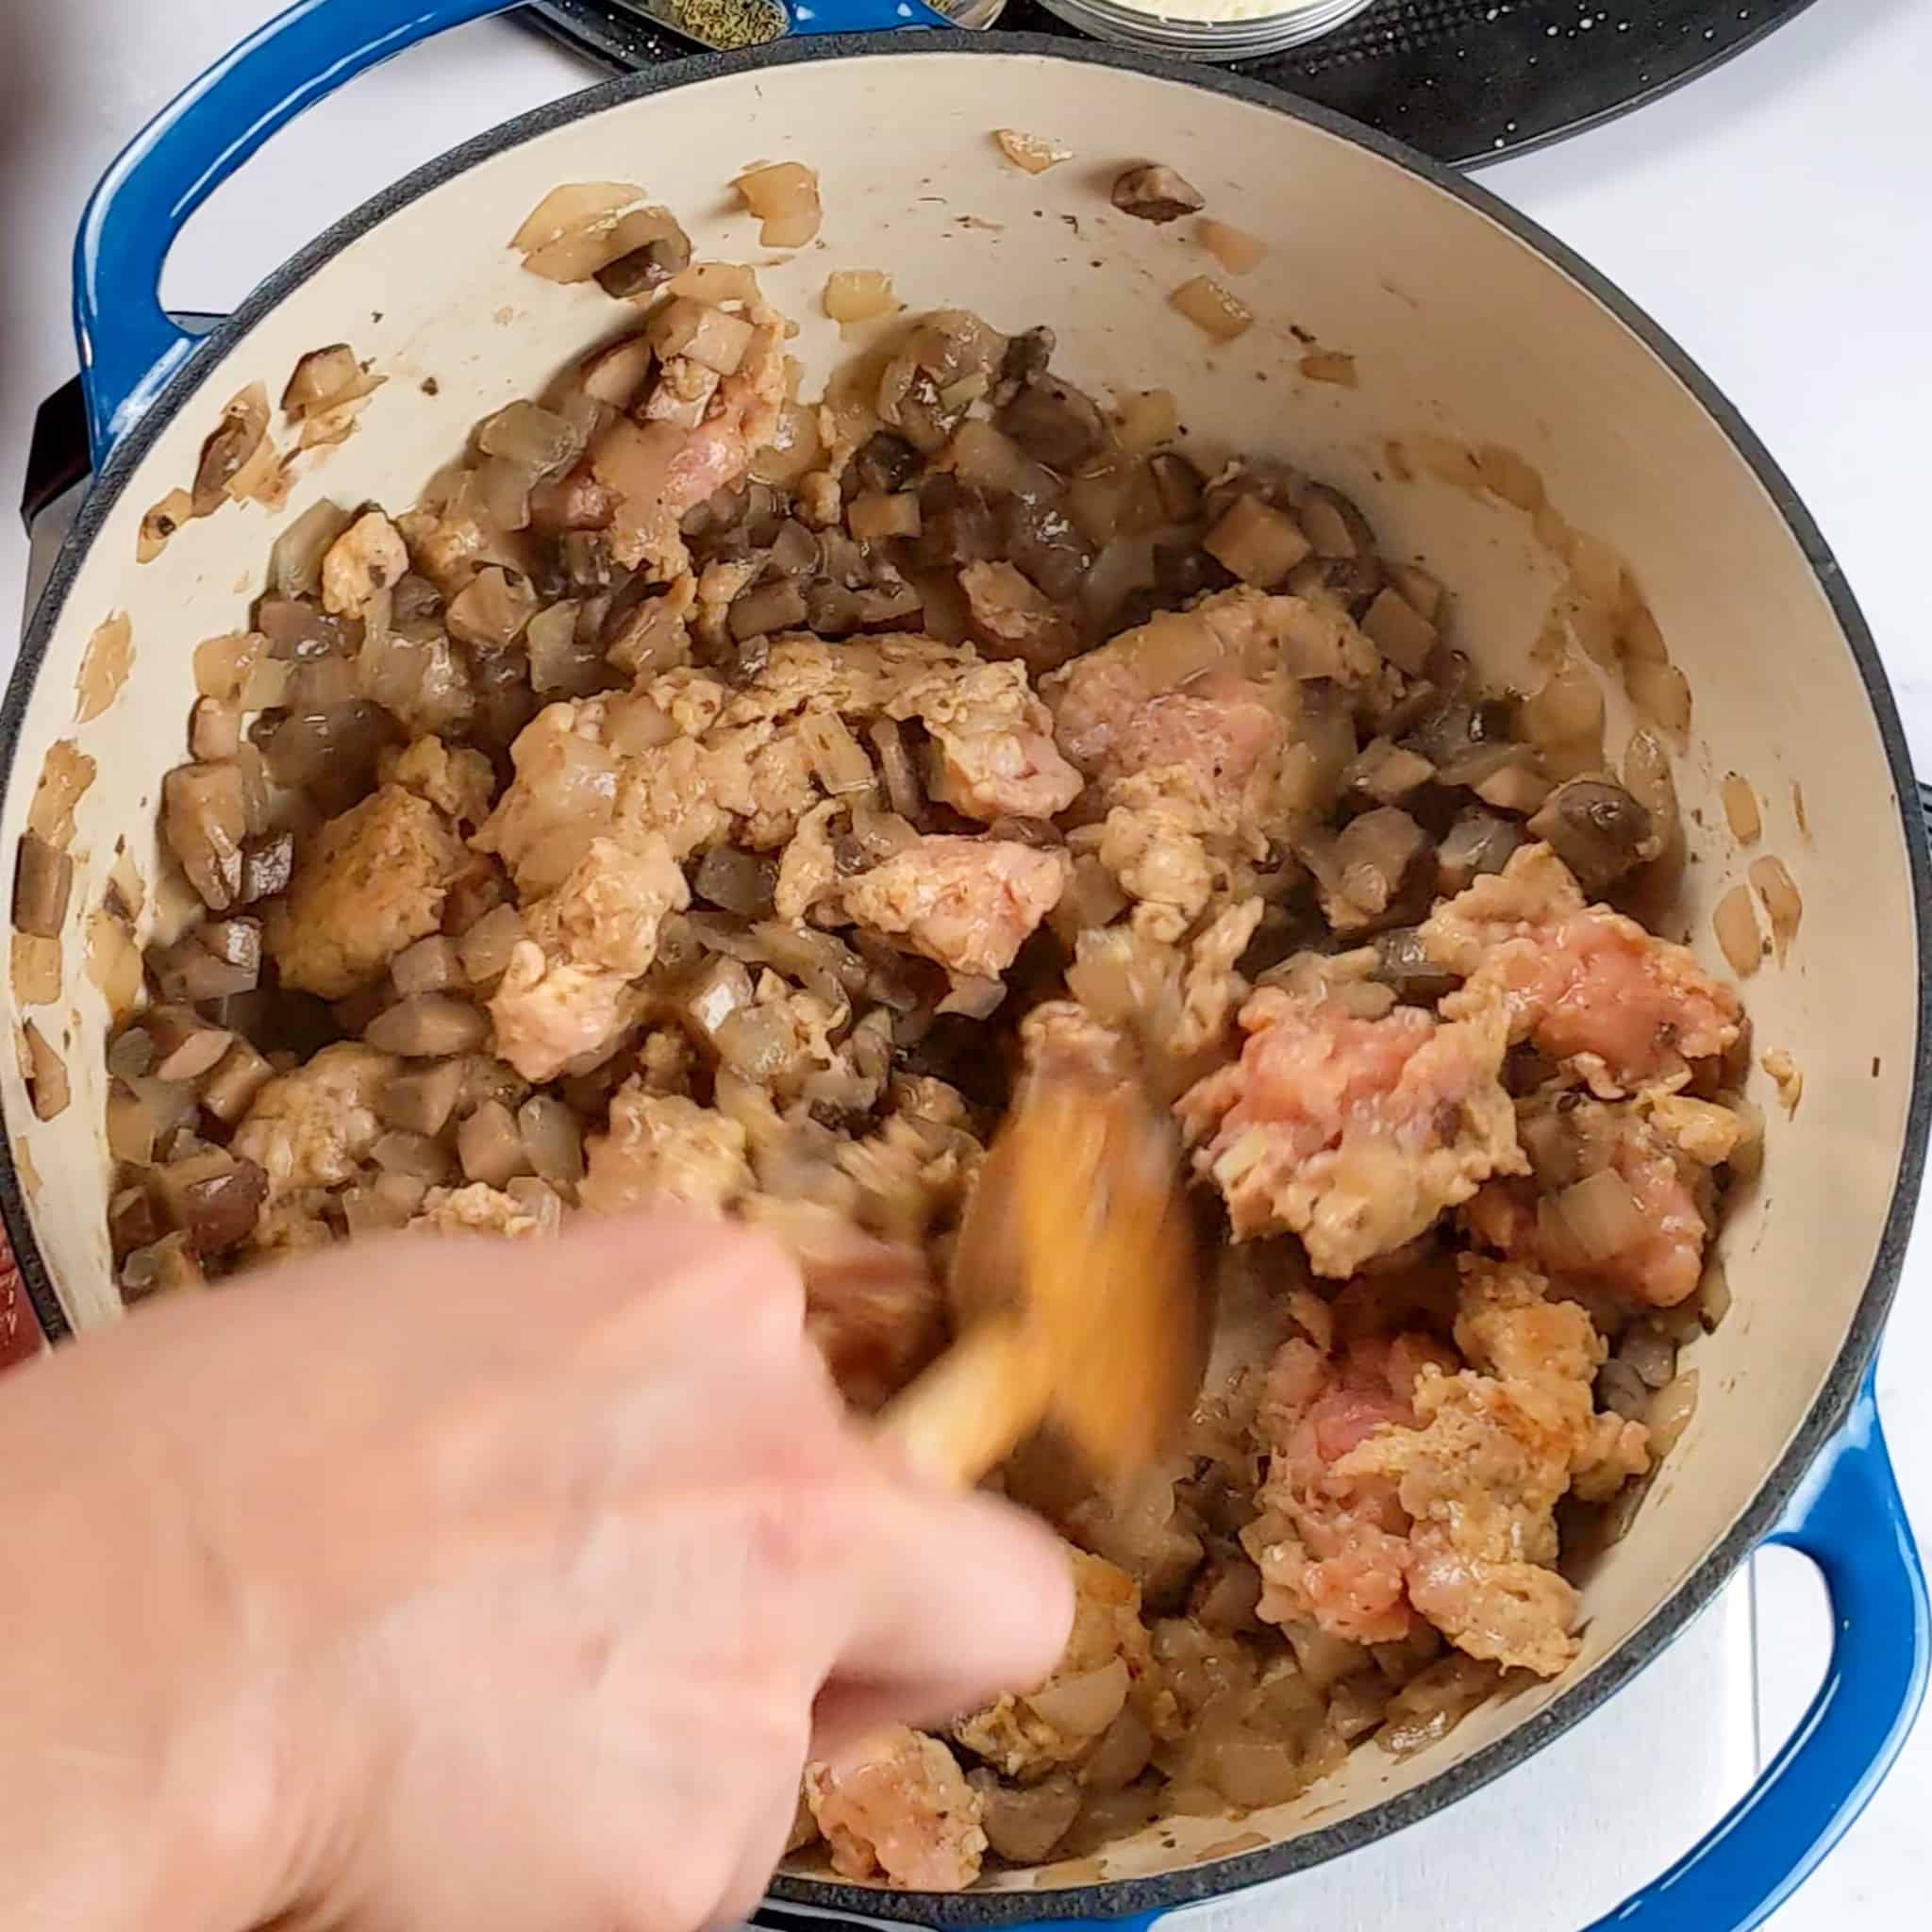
[[1575, 1363, 1927, 1932], [73, 0, 948, 458]]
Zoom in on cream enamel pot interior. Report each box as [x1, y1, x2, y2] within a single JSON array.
[[5, 4, 1929, 1927]]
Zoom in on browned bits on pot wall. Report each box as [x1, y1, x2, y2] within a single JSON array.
[[74, 612, 133, 723], [28, 739, 95, 854], [1720, 773, 1761, 845], [1713, 884, 1764, 977], [280, 342, 386, 450], [1749, 856, 1802, 962], [993, 128, 1072, 175], [137, 489, 193, 563], [20, 1020, 69, 1121], [1299, 350, 1358, 388], [1196, 219, 1264, 275]]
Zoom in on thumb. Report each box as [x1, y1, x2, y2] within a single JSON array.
[[810, 1476, 1074, 1759]]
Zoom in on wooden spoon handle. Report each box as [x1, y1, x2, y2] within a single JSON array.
[[874, 1316, 1052, 1488]]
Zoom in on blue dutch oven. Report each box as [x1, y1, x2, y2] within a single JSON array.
[[3, 3, 1925, 1928]]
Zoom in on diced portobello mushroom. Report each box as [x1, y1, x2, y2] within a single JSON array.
[[120, 1231, 205, 1303], [1361, 586, 1440, 676], [198, 917, 263, 976], [392, 935, 465, 996], [147, 1006, 236, 1083], [729, 580, 808, 642], [240, 831, 296, 905], [458, 1099, 534, 1187], [379, 1058, 467, 1137], [1526, 778, 1658, 892], [968, 1770, 1082, 1864], [12, 833, 73, 938], [1373, 927, 1462, 1000], [163, 762, 247, 910], [477, 403, 582, 482], [343, 1174, 430, 1236], [446, 567, 538, 650], [1344, 738, 1435, 805], [851, 431, 920, 495], [530, 462, 617, 536], [364, 994, 490, 1057], [191, 699, 243, 762], [199, 1039, 275, 1125], [846, 493, 922, 542], [1148, 453, 1206, 524], [1204, 495, 1311, 589], [691, 849, 778, 921], [373, 1131, 457, 1183], [144, 934, 258, 1004], [106, 1025, 155, 1081], [595, 230, 692, 299], [458, 905, 528, 987], [1436, 808, 1526, 893], [517, 1094, 586, 1187], [997, 377, 1107, 472], [1111, 164, 1206, 224], [152, 1150, 268, 1257], [108, 1185, 163, 1260]]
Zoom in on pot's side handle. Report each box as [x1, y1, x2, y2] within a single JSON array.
[[74, 0, 520, 458], [1580, 1360, 1926, 1932], [783, 0, 951, 31]]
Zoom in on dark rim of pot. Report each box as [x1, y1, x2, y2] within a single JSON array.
[[3, 31, 1926, 1928]]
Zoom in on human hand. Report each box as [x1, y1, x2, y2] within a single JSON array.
[[0, 1215, 1074, 1932]]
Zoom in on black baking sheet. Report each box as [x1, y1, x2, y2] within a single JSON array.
[[521, 0, 1821, 169]]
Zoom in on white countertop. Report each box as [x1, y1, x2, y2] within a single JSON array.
[[3, 1, 1929, 1924]]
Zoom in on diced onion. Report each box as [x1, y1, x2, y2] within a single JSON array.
[[734, 161, 821, 248], [667, 260, 762, 307], [824, 270, 899, 324], [1557, 1168, 1647, 1262], [1647, 1369, 1700, 1457], [799, 712, 874, 795], [992, 128, 1072, 175], [749, 402, 824, 489], [1171, 275, 1253, 341], [511, 181, 642, 253], [1023, 1657, 1128, 1738]]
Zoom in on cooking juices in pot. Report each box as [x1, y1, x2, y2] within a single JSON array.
[[75, 168, 1757, 1890]]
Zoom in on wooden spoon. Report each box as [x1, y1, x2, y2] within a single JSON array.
[[878, 1061, 1208, 1488]]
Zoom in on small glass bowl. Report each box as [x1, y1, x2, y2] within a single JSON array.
[[1038, 0, 1377, 64]]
